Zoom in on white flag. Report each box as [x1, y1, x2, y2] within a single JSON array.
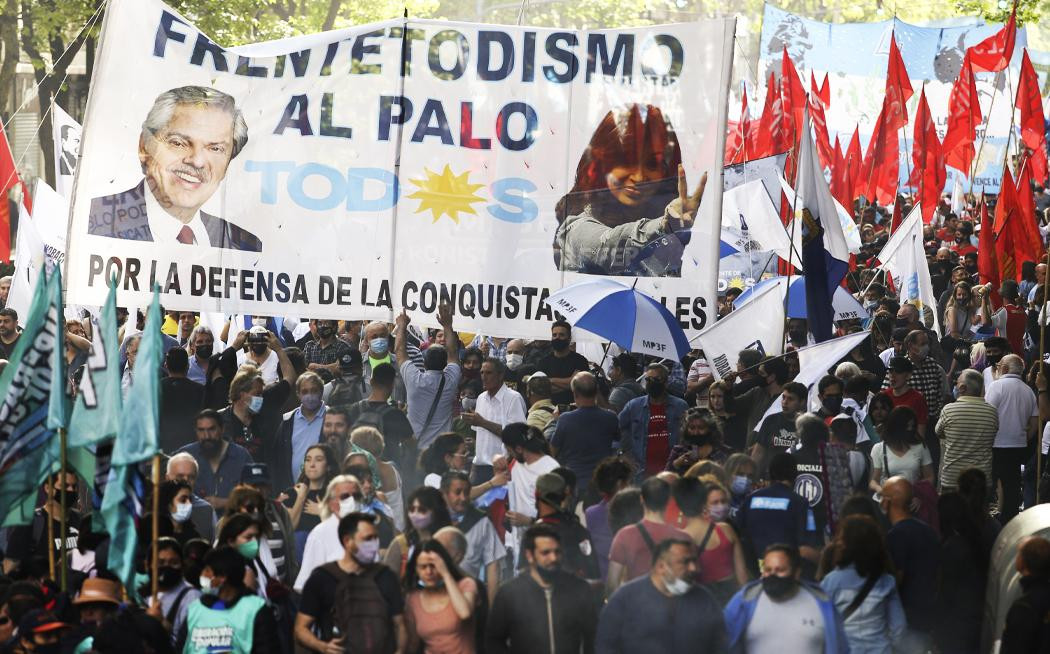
[[722, 180, 800, 266], [8, 181, 69, 321], [950, 176, 965, 217], [51, 104, 81, 199], [778, 174, 860, 255], [755, 330, 871, 430], [878, 204, 941, 336], [694, 284, 785, 381]]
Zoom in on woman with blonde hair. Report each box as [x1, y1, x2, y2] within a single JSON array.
[[943, 281, 991, 342], [352, 425, 405, 530]]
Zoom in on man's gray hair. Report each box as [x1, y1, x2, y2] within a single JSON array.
[[957, 369, 984, 397], [320, 474, 360, 521], [166, 452, 199, 476], [433, 526, 468, 563], [188, 324, 213, 342], [142, 86, 248, 158], [1001, 354, 1025, 376]]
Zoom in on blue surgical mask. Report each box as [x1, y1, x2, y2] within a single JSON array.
[[370, 338, 389, 356], [172, 501, 193, 523], [247, 395, 264, 414], [730, 475, 752, 496]]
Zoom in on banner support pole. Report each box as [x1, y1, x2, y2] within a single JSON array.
[[59, 427, 68, 592], [150, 453, 161, 604]]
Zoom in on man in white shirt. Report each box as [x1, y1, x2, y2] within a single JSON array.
[[500, 422, 559, 563], [462, 357, 526, 484], [293, 475, 361, 592], [986, 354, 1038, 522]]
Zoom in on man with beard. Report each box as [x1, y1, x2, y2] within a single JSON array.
[[724, 544, 847, 654], [618, 363, 688, 480], [486, 525, 598, 654], [175, 409, 253, 512], [597, 539, 727, 653], [0, 307, 19, 360], [441, 471, 506, 604], [88, 85, 262, 251]]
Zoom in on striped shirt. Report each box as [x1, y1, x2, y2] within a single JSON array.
[[934, 396, 998, 492]]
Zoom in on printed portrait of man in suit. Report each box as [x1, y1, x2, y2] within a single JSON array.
[[87, 85, 262, 252], [59, 124, 80, 176]]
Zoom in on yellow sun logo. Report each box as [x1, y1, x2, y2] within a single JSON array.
[[407, 165, 485, 223]]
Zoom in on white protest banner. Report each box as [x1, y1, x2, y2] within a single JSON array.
[[722, 179, 799, 267], [52, 104, 82, 199], [880, 206, 940, 336], [9, 181, 68, 321], [694, 283, 785, 380], [64, 0, 736, 340]]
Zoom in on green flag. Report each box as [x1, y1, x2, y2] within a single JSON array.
[[68, 280, 121, 449], [101, 286, 162, 591], [0, 268, 67, 526]]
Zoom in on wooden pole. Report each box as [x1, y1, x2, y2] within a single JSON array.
[[46, 490, 55, 583], [1039, 244, 1050, 505], [58, 428, 68, 592], [150, 454, 161, 603]]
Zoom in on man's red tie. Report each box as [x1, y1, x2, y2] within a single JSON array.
[[177, 225, 195, 244]]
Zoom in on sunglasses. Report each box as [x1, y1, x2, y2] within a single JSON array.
[[241, 504, 260, 513], [338, 493, 355, 501]]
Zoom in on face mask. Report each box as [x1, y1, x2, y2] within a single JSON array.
[[449, 510, 465, 523], [250, 344, 268, 355], [370, 338, 389, 356], [247, 395, 264, 414], [864, 301, 877, 312], [199, 439, 221, 456], [196, 344, 214, 360], [730, 476, 752, 496], [952, 386, 960, 400], [318, 326, 335, 339], [535, 564, 560, 582], [955, 236, 966, 245], [916, 345, 930, 358], [895, 317, 910, 328], [986, 353, 1003, 366], [788, 329, 807, 342], [505, 353, 524, 370], [761, 574, 798, 601], [236, 538, 260, 560], [550, 338, 570, 352], [418, 578, 445, 589], [707, 504, 729, 522], [663, 574, 692, 596], [821, 396, 843, 414], [300, 393, 322, 412], [199, 575, 218, 595], [353, 538, 380, 564], [408, 511, 433, 531], [339, 496, 358, 517], [157, 565, 182, 589], [646, 379, 666, 397], [172, 501, 193, 523]]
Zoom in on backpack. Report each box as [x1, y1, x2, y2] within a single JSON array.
[[322, 562, 394, 654], [328, 375, 367, 409], [351, 400, 393, 432]]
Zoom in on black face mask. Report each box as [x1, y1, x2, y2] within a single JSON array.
[[157, 565, 182, 589], [895, 317, 910, 328], [821, 396, 843, 414], [195, 344, 214, 360], [551, 338, 570, 352], [964, 263, 978, 273], [318, 326, 335, 339], [250, 344, 268, 355], [199, 439, 221, 456], [986, 353, 1003, 366], [761, 574, 798, 600], [646, 379, 666, 397], [788, 329, 807, 342], [955, 236, 966, 245]]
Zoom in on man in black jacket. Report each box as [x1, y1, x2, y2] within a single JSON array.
[[487, 524, 598, 654], [1001, 535, 1050, 653]]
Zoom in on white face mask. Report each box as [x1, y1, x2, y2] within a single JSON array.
[[505, 353, 524, 370], [199, 575, 218, 595], [247, 395, 264, 414], [339, 496, 358, 517], [664, 574, 692, 596], [172, 501, 193, 523]]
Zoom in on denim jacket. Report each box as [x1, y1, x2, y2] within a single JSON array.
[[821, 565, 905, 654], [617, 394, 688, 478]]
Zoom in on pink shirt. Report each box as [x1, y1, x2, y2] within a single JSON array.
[[406, 577, 478, 654]]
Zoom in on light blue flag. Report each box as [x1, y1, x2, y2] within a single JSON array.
[[101, 285, 161, 591], [0, 268, 67, 526]]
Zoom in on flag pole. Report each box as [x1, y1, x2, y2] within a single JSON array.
[[970, 69, 1004, 193], [1040, 242, 1050, 505], [46, 495, 55, 583], [58, 427, 68, 592], [150, 453, 161, 604]]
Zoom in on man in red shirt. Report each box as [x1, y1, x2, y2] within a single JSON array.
[[998, 281, 1027, 356], [882, 356, 929, 438]]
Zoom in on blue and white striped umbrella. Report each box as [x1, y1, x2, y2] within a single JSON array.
[[545, 279, 690, 360]]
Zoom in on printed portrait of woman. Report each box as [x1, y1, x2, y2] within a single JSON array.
[[553, 103, 706, 277]]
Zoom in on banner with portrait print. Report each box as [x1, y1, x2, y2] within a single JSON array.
[[64, 0, 735, 339]]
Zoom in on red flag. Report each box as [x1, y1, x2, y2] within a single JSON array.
[[809, 96, 834, 170], [781, 47, 805, 139], [1016, 49, 1048, 183], [1016, 160, 1044, 263], [968, 9, 1017, 73], [977, 196, 1001, 288], [943, 56, 981, 174], [830, 136, 851, 209], [908, 89, 946, 223], [994, 166, 1042, 280], [752, 72, 779, 159], [846, 127, 864, 203], [888, 195, 903, 234], [811, 72, 830, 108], [0, 121, 26, 263], [885, 34, 914, 131], [860, 100, 899, 205]]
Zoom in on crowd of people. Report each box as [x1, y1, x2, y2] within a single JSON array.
[[4, 191, 1050, 653]]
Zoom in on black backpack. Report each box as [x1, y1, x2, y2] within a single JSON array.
[[328, 375, 367, 409], [350, 400, 393, 432], [323, 562, 394, 654]]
